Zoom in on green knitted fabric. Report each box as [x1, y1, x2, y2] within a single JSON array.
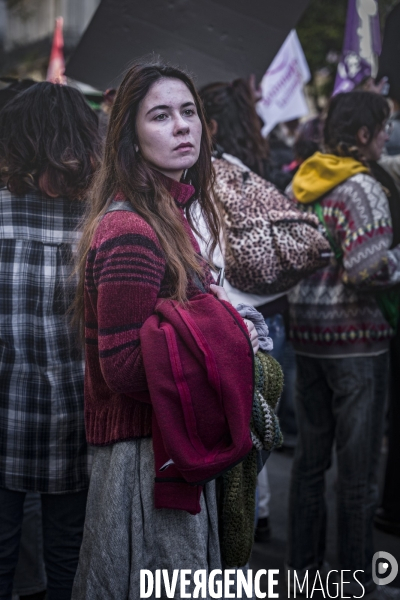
[[220, 351, 283, 567], [221, 447, 258, 567], [257, 352, 284, 409], [251, 352, 284, 452]]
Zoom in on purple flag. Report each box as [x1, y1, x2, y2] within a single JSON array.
[[334, 0, 381, 95]]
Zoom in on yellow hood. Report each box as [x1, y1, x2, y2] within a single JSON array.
[[292, 152, 369, 204]]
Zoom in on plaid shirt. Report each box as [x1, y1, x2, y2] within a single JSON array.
[[0, 189, 90, 493]]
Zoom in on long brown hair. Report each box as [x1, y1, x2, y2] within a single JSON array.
[[199, 79, 269, 176], [74, 60, 221, 334]]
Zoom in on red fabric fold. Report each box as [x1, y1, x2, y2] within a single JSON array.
[[141, 294, 254, 512]]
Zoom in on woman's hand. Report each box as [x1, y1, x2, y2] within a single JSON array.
[[243, 319, 259, 355], [210, 284, 230, 303], [210, 285, 259, 353]]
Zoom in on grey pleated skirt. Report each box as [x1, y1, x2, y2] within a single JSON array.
[[72, 437, 227, 600]]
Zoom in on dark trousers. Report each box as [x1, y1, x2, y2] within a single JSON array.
[[381, 330, 400, 517], [287, 352, 389, 594], [12, 493, 46, 596], [0, 487, 87, 600]]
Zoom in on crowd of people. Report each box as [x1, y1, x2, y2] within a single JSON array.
[[0, 58, 399, 600]]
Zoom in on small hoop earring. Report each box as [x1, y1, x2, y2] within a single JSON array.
[[134, 144, 139, 153], [182, 169, 188, 180]]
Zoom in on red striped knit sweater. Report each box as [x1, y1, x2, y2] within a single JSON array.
[[84, 176, 215, 445]]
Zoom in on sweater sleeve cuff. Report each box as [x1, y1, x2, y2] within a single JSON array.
[[235, 303, 274, 352]]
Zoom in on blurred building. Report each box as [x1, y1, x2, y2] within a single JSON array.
[[0, 0, 101, 79]]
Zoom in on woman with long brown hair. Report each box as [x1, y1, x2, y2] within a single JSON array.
[[71, 61, 260, 599]]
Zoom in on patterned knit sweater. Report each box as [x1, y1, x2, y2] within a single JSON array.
[[84, 176, 214, 445], [288, 173, 400, 357]]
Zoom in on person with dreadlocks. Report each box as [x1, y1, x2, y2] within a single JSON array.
[[199, 79, 291, 192], [286, 91, 400, 599]]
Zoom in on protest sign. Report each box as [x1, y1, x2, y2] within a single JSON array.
[[256, 30, 310, 136]]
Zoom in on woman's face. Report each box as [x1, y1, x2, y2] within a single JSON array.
[[357, 122, 390, 162], [136, 78, 202, 181]]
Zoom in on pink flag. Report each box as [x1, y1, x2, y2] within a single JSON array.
[[46, 17, 67, 84]]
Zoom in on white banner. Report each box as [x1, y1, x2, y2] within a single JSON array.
[[256, 30, 311, 136]]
